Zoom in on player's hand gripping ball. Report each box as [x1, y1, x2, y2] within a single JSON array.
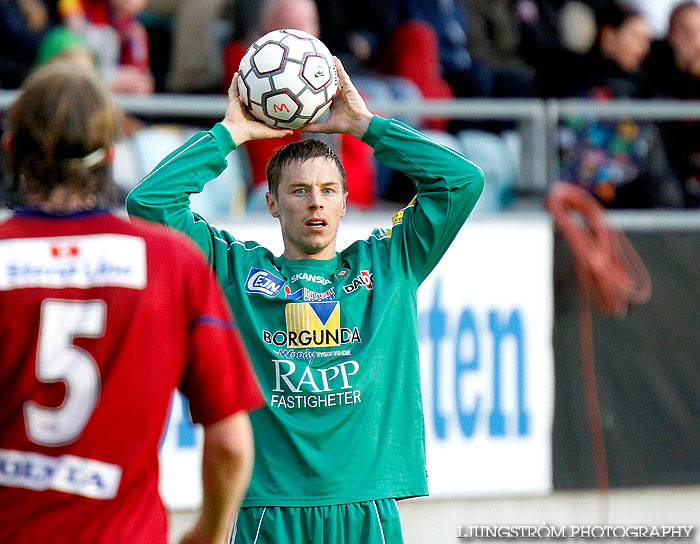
[[237, 29, 339, 129]]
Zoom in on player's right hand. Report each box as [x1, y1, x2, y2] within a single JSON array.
[[301, 57, 373, 140], [222, 73, 293, 146]]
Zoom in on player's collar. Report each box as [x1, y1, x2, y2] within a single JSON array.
[[274, 253, 342, 271], [13, 207, 114, 219]]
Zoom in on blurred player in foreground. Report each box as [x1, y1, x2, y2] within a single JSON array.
[[127, 57, 484, 543], [0, 62, 264, 544]]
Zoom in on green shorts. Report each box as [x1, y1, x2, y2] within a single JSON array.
[[230, 498, 403, 544]]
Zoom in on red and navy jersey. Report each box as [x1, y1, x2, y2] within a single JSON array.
[[0, 209, 263, 544]]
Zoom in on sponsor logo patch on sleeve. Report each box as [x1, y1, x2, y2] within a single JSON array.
[[392, 196, 416, 226], [244, 267, 285, 297]]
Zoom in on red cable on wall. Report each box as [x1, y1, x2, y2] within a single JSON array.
[[546, 182, 652, 517]]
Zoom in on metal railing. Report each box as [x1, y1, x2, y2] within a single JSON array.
[[4, 90, 700, 194]]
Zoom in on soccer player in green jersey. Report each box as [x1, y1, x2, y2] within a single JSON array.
[[127, 58, 484, 544]]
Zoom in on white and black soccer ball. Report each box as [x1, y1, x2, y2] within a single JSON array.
[[237, 29, 338, 129]]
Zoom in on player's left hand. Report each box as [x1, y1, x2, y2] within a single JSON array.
[[301, 57, 373, 139], [221, 73, 294, 146]]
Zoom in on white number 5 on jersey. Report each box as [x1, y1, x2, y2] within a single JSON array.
[[24, 299, 106, 447]]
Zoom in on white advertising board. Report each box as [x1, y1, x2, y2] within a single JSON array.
[[417, 217, 554, 497]]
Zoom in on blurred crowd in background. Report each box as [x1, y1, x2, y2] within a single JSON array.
[[3, 0, 700, 215]]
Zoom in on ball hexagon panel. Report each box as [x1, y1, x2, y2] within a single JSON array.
[[296, 88, 327, 117], [263, 91, 301, 121], [252, 42, 286, 74], [302, 55, 332, 90], [282, 37, 317, 63], [272, 67, 306, 96], [247, 72, 273, 104]]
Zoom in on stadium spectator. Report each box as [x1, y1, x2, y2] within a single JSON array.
[[552, 2, 683, 208], [34, 24, 147, 141], [362, 0, 539, 137], [623, 0, 686, 38], [126, 57, 484, 544], [393, 0, 486, 99], [466, 0, 617, 97], [35, 25, 95, 70], [365, 0, 477, 134], [0, 0, 54, 88], [466, 0, 537, 92], [329, 0, 522, 207], [58, 0, 154, 95], [536, 1, 652, 97], [374, 18, 456, 131], [644, 0, 700, 206], [143, 0, 228, 92], [314, 0, 400, 74], [514, 0, 613, 97], [313, 0, 423, 129], [0, 61, 264, 544], [385, 0, 539, 103]]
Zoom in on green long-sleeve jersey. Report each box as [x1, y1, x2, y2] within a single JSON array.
[[126, 116, 484, 506]]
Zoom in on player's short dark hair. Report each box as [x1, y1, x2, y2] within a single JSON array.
[[4, 61, 120, 208], [265, 138, 346, 197]]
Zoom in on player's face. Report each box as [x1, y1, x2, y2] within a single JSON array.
[[267, 156, 347, 260]]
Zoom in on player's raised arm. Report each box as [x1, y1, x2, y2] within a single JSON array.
[[221, 73, 294, 146], [125, 71, 292, 270], [300, 57, 373, 139]]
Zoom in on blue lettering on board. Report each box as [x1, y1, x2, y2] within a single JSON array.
[[421, 280, 529, 441]]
